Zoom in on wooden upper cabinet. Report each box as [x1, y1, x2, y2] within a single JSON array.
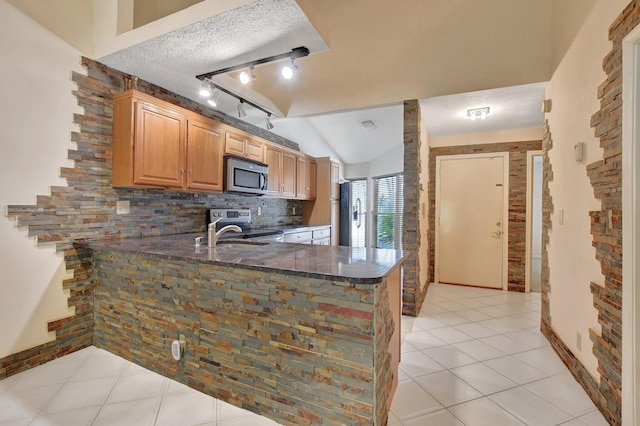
[[113, 91, 187, 189], [296, 155, 308, 199], [113, 90, 223, 193], [225, 130, 264, 163], [281, 151, 297, 198], [186, 118, 224, 192], [265, 145, 283, 196]]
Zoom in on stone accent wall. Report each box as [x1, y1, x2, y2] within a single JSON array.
[[540, 123, 553, 325], [427, 141, 542, 292], [548, 2, 640, 423], [93, 250, 396, 425], [1, 57, 302, 379], [402, 100, 428, 316]]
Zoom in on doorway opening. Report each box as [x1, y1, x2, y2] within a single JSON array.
[[526, 151, 543, 293]]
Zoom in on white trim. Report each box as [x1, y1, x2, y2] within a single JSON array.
[[622, 24, 640, 426], [525, 150, 543, 293], [434, 152, 509, 290]]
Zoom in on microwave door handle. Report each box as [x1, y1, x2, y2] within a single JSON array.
[[260, 173, 266, 190]]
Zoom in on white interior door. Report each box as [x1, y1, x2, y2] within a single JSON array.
[[436, 154, 508, 289]]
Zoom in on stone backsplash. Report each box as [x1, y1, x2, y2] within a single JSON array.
[[1, 57, 302, 378]]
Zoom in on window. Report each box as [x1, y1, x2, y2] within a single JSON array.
[[374, 174, 404, 250]]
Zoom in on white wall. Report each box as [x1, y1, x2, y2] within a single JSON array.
[[429, 127, 543, 148], [0, 1, 82, 358], [545, 0, 629, 377]]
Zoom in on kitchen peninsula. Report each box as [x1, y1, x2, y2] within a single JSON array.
[[80, 234, 404, 425]]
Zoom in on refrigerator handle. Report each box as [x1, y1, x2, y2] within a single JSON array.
[[356, 198, 362, 229]]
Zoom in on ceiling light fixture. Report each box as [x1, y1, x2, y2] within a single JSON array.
[[198, 80, 212, 97], [281, 58, 297, 80], [196, 46, 310, 82], [265, 113, 274, 130], [206, 90, 220, 107], [239, 67, 256, 85], [361, 120, 377, 130], [467, 107, 490, 121], [237, 100, 247, 118]]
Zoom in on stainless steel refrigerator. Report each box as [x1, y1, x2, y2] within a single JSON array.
[[339, 181, 367, 247]]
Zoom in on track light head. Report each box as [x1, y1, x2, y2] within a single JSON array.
[[265, 113, 274, 130], [198, 79, 212, 97], [237, 100, 247, 118], [206, 90, 220, 107], [281, 58, 297, 80]]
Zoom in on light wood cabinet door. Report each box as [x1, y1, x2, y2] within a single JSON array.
[[225, 131, 265, 163], [282, 151, 297, 198], [245, 137, 264, 163], [186, 118, 224, 192], [296, 155, 308, 199], [308, 160, 317, 200], [265, 145, 283, 196], [224, 131, 247, 158], [133, 101, 186, 188]]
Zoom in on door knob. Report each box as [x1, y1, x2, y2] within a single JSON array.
[[496, 222, 501, 227], [493, 231, 502, 237]]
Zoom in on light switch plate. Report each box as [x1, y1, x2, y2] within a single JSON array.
[[116, 200, 130, 215]]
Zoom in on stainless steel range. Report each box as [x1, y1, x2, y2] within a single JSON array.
[[206, 208, 284, 242]]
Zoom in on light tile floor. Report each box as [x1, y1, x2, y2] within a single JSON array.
[[390, 283, 609, 426], [0, 283, 609, 425]]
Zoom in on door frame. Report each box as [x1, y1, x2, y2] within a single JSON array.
[[621, 23, 640, 426], [435, 152, 510, 290], [525, 150, 543, 293]]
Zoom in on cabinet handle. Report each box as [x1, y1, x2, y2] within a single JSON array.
[[189, 169, 193, 175], [180, 168, 185, 174]]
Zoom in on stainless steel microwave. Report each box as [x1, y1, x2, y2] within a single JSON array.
[[224, 156, 269, 195]]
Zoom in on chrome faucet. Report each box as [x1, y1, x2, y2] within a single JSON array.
[[208, 218, 242, 248]]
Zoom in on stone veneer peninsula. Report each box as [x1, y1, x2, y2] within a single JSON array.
[[79, 234, 404, 425]]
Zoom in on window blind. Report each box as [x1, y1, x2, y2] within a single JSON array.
[[374, 174, 404, 250]]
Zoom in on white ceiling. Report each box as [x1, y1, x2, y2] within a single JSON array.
[[95, 0, 564, 165]]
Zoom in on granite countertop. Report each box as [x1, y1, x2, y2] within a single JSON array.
[[76, 233, 404, 284]]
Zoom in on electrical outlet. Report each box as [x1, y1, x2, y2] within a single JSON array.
[[576, 332, 582, 351], [292, 206, 296, 215], [257, 206, 262, 216], [116, 200, 130, 215]]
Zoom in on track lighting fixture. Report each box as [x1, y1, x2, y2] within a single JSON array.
[[196, 47, 310, 82], [281, 57, 297, 80], [198, 80, 212, 97], [237, 100, 247, 118], [467, 107, 490, 121], [206, 90, 220, 107], [199, 81, 276, 130]]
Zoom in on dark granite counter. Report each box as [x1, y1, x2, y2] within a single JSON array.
[[77, 233, 405, 284]]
